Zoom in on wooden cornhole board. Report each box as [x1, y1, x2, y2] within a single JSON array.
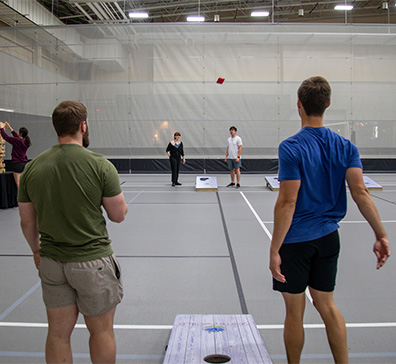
[[363, 176, 383, 190], [163, 314, 273, 364], [264, 176, 279, 191], [265, 175, 383, 191], [196, 176, 218, 192]]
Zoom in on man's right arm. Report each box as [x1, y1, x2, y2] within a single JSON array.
[[19, 202, 41, 269], [345, 167, 390, 269], [270, 179, 300, 283], [102, 192, 128, 223]]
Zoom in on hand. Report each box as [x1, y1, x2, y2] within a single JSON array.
[[183, 158, 186, 165], [0, 122, 4, 128], [373, 237, 391, 269], [33, 251, 40, 270], [225, 157, 228, 162], [269, 251, 286, 283], [5, 122, 11, 129]]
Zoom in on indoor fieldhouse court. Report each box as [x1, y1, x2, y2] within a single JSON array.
[[1, 3, 396, 363], [0, 173, 395, 363]]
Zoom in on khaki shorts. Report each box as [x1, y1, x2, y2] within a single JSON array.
[[39, 254, 123, 317]]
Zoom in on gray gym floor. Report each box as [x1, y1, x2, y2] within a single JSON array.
[[0, 173, 395, 364]]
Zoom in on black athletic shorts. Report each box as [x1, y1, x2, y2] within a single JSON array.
[[11, 162, 27, 173], [273, 230, 340, 294]]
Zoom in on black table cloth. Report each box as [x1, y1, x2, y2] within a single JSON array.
[[0, 172, 17, 209]]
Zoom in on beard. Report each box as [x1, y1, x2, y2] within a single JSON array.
[[82, 127, 90, 148]]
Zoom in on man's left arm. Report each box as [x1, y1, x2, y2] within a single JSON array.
[[19, 202, 40, 269], [237, 144, 242, 160], [346, 167, 390, 269], [269, 180, 300, 283]]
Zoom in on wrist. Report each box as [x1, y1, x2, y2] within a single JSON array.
[[270, 246, 280, 255]]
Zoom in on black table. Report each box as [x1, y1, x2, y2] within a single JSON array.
[[0, 172, 17, 208]]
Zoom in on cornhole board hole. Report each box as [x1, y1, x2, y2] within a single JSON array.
[[196, 176, 218, 192], [163, 314, 273, 364], [363, 176, 383, 190], [265, 176, 279, 191]]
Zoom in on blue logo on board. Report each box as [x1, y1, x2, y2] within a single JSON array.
[[205, 326, 225, 333]]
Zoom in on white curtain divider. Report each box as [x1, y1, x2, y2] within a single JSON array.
[[0, 23, 395, 160]]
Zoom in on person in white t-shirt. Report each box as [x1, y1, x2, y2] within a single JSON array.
[[225, 126, 242, 188]]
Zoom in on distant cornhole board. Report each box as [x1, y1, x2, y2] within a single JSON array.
[[265, 176, 279, 191], [265, 175, 383, 191], [363, 176, 383, 190], [163, 314, 273, 364], [196, 176, 218, 192]]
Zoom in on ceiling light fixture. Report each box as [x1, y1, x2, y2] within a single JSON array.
[[187, 0, 204, 22], [187, 15, 205, 21], [251, 11, 270, 17], [128, 12, 148, 18], [334, 5, 353, 10]]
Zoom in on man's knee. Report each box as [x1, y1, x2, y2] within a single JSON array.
[[282, 292, 306, 316], [314, 300, 339, 318], [309, 290, 339, 317]]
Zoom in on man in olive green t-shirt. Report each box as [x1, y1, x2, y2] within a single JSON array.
[[18, 100, 128, 364]]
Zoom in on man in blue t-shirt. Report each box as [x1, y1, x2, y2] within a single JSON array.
[[269, 76, 390, 363]]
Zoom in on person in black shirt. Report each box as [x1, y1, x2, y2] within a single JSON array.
[[166, 131, 185, 187]]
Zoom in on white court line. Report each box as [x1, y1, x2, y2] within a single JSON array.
[[340, 220, 396, 224], [258, 322, 396, 330], [239, 192, 273, 241], [127, 189, 144, 204], [0, 322, 172, 330], [122, 190, 203, 194], [261, 220, 396, 224], [1, 321, 395, 330], [0, 282, 41, 320], [239, 191, 314, 304]]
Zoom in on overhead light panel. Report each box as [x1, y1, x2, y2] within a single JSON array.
[[0, 108, 15, 113], [251, 11, 270, 17], [187, 15, 205, 22], [128, 12, 148, 18], [334, 5, 353, 10]]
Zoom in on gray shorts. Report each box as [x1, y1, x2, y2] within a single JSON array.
[[227, 159, 241, 170], [39, 254, 123, 317]]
